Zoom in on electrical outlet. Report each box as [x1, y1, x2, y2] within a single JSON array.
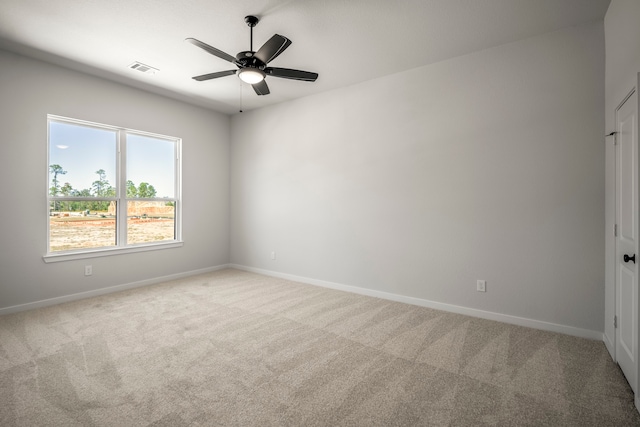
[[271, 251, 276, 260], [84, 265, 93, 276], [477, 280, 486, 292]]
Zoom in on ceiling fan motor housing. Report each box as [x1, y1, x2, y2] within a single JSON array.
[[235, 51, 266, 70]]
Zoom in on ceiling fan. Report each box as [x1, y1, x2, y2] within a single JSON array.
[[186, 15, 318, 96]]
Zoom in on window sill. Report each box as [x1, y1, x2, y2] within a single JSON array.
[[42, 241, 183, 263]]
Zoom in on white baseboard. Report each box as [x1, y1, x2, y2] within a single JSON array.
[[0, 264, 230, 316], [4, 262, 604, 342], [229, 264, 604, 341]]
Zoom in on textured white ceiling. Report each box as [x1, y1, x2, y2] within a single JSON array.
[[0, 0, 610, 115]]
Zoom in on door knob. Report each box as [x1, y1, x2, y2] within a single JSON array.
[[624, 254, 636, 264]]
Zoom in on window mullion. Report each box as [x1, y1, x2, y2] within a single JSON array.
[[117, 130, 127, 247]]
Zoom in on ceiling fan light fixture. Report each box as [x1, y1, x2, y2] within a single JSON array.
[[238, 67, 266, 84], [238, 68, 266, 85]]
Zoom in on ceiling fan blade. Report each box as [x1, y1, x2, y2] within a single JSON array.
[[192, 70, 237, 81], [252, 80, 270, 96], [254, 34, 291, 64], [265, 67, 318, 82], [186, 38, 236, 63]]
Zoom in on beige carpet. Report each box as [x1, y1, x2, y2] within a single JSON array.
[[0, 268, 638, 426]]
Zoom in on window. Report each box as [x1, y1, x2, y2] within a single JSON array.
[[46, 115, 181, 260]]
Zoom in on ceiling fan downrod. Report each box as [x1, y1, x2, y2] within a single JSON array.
[[244, 15, 260, 52]]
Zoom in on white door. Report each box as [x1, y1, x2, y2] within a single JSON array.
[[616, 88, 638, 393]]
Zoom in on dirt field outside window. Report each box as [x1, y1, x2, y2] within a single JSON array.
[[49, 213, 174, 252]]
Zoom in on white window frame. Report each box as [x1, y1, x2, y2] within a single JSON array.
[[44, 115, 182, 263]]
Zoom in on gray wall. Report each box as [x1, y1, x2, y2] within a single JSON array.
[[0, 49, 230, 311], [604, 0, 640, 354], [230, 22, 605, 333]]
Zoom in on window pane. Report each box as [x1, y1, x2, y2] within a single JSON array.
[[49, 121, 117, 198], [49, 201, 117, 252], [127, 201, 175, 245], [127, 134, 175, 198]]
